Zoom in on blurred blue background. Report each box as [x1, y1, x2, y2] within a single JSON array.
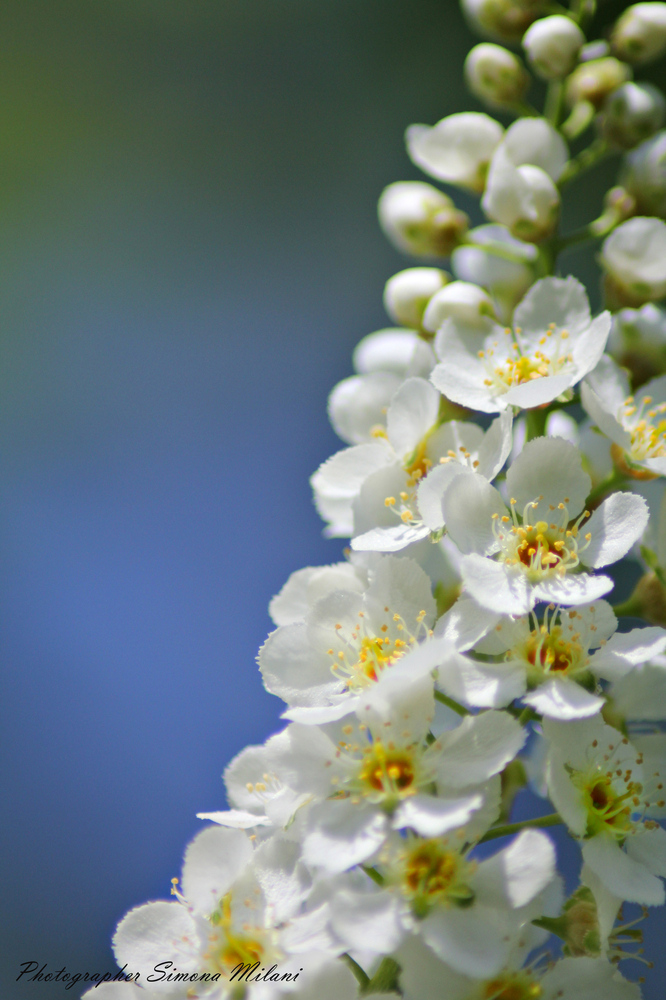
[[0, 2, 662, 998]]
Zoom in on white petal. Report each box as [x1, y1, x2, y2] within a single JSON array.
[[433, 710, 525, 788], [590, 626, 666, 680], [523, 677, 605, 720], [366, 553, 436, 629], [502, 372, 574, 409], [540, 956, 642, 1000], [330, 889, 406, 954], [505, 437, 590, 520], [417, 462, 468, 531], [461, 554, 534, 615], [353, 328, 420, 375], [269, 563, 363, 627], [181, 826, 253, 914], [196, 809, 272, 829], [513, 276, 590, 339], [253, 835, 312, 922], [406, 113, 504, 188], [475, 828, 556, 908], [434, 593, 500, 651], [502, 118, 569, 180], [392, 792, 483, 836], [113, 902, 199, 990], [352, 522, 430, 552], [582, 836, 665, 905], [571, 313, 612, 378], [386, 377, 440, 456], [421, 905, 508, 977], [476, 410, 514, 480], [259, 623, 340, 707], [443, 474, 507, 556], [583, 492, 649, 568], [437, 653, 526, 708], [311, 442, 392, 535], [302, 801, 388, 873], [532, 571, 613, 606], [329, 372, 400, 445], [626, 824, 666, 876]]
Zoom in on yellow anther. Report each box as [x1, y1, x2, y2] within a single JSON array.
[[385, 496, 396, 507]]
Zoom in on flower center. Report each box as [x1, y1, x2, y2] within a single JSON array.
[[492, 497, 591, 582], [622, 394, 666, 461], [482, 972, 543, 1000], [328, 609, 430, 691], [480, 323, 572, 396], [519, 620, 586, 682], [204, 894, 273, 978], [399, 838, 475, 917], [357, 743, 417, 798]]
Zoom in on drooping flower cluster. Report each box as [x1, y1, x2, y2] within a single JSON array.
[[89, 4, 666, 1000]]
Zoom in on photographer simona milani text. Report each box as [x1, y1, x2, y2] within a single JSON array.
[[17, 960, 304, 991]]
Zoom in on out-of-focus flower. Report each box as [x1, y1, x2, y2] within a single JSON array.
[[464, 44, 529, 110], [601, 216, 666, 307], [378, 182, 469, 258], [523, 15, 585, 79], [406, 112, 504, 193], [611, 2, 666, 65]]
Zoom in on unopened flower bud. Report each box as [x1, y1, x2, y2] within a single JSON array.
[[622, 129, 666, 217], [422, 280, 496, 332], [523, 15, 585, 79], [383, 267, 449, 328], [406, 112, 504, 193], [535, 887, 601, 958], [464, 43, 529, 109], [452, 223, 537, 320], [378, 182, 469, 258], [600, 82, 666, 150], [461, 0, 543, 44], [566, 57, 631, 110], [601, 216, 666, 307], [482, 150, 560, 242], [611, 3, 666, 65]]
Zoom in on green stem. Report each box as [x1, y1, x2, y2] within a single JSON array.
[[544, 80, 565, 128], [558, 138, 610, 186], [364, 957, 401, 995], [525, 407, 548, 441], [434, 689, 470, 716], [341, 955, 370, 990], [478, 812, 563, 844], [518, 706, 536, 726], [361, 864, 385, 887], [585, 467, 628, 508]]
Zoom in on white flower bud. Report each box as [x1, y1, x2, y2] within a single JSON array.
[[464, 43, 529, 109], [565, 57, 631, 111], [601, 216, 666, 306], [482, 152, 560, 241], [461, 0, 543, 44], [622, 129, 666, 217], [522, 15, 585, 79], [600, 82, 666, 149], [611, 2, 666, 65], [406, 112, 504, 193], [378, 182, 469, 258], [422, 281, 496, 332], [382, 267, 449, 328], [452, 223, 537, 320]]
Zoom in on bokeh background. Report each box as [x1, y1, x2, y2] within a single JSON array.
[[1, 2, 662, 998]]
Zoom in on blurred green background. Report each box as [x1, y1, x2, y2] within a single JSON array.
[[0, 2, 661, 998]]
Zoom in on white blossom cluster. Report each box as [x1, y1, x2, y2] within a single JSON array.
[[88, 4, 666, 1000]]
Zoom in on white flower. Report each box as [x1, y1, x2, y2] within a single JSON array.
[[111, 827, 329, 998], [328, 827, 555, 980], [544, 716, 666, 905], [431, 276, 610, 413], [451, 224, 537, 321], [523, 15, 585, 79], [442, 437, 648, 615], [601, 216, 666, 307], [466, 599, 666, 719], [464, 44, 528, 110], [581, 353, 666, 475], [406, 113, 504, 193], [312, 376, 512, 549], [383, 268, 449, 329], [259, 554, 446, 723], [610, 651, 666, 721], [612, 2, 666, 65], [271, 691, 524, 872], [328, 327, 437, 447], [378, 182, 469, 258]]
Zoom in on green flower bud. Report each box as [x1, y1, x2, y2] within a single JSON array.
[[378, 182, 469, 258], [611, 2, 666, 65], [464, 43, 529, 110], [566, 57, 632, 111], [600, 82, 666, 150], [622, 130, 666, 217], [461, 0, 544, 44]]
